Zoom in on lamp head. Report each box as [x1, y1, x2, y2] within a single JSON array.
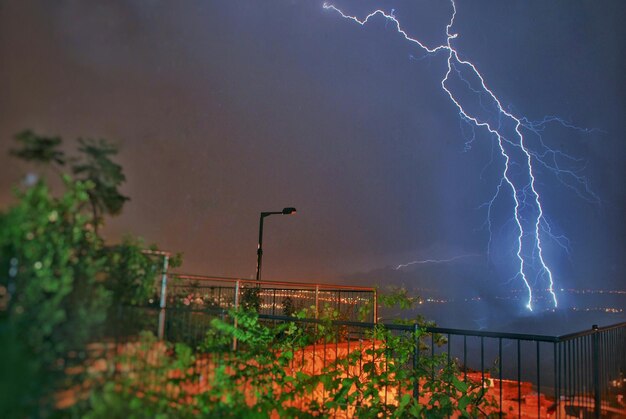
[[282, 207, 297, 215]]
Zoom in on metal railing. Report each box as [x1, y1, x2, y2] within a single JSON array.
[[249, 315, 626, 418], [556, 323, 626, 417], [162, 273, 377, 323], [105, 304, 625, 418], [411, 321, 626, 418]]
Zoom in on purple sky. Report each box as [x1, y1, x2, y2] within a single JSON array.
[[1, 1, 624, 305]]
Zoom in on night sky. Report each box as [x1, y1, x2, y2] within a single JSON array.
[[1, 1, 625, 310]]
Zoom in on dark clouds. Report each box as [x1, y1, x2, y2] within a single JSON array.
[[1, 1, 624, 298]]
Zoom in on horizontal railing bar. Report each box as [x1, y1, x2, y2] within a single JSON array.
[[257, 314, 560, 342], [556, 321, 626, 341], [135, 304, 626, 343], [169, 285, 369, 295], [169, 273, 377, 292], [423, 326, 560, 342], [258, 313, 379, 328], [257, 315, 626, 342]]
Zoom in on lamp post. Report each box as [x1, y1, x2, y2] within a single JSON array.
[[256, 207, 296, 281]]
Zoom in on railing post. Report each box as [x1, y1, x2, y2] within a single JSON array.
[[232, 280, 240, 351], [373, 289, 378, 324], [337, 290, 341, 315], [315, 285, 320, 319], [413, 323, 419, 400], [234, 280, 240, 309], [157, 255, 169, 340], [272, 288, 277, 316], [554, 342, 560, 419], [592, 324, 601, 418]]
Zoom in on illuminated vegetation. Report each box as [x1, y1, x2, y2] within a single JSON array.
[[0, 132, 497, 417]]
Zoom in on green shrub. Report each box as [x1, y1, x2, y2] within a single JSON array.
[[79, 309, 498, 418]]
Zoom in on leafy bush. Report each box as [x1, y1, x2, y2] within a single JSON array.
[[0, 132, 168, 416], [0, 179, 111, 416], [79, 309, 498, 418]]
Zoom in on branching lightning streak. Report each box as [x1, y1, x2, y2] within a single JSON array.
[[323, 1, 594, 310], [395, 254, 480, 270]]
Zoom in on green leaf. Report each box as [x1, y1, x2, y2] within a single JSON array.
[[452, 375, 469, 393], [399, 393, 411, 409], [458, 394, 470, 413]]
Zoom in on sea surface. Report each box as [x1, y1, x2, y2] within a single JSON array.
[[382, 290, 626, 335]]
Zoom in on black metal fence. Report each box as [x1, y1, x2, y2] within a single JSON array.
[[405, 322, 626, 418], [556, 324, 626, 417], [254, 316, 625, 417], [102, 305, 625, 418]]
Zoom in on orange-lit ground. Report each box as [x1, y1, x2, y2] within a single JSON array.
[[55, 339, 616, 418]]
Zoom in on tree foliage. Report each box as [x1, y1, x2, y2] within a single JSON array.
[[0, 132, 166, 416], [10, 130, 129, 227], [73, 138, 129, 221], [10, 130, 66, 166], [0, 178, 110, 415]]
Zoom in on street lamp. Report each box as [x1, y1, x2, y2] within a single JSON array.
[[256, 207, 296, 281]]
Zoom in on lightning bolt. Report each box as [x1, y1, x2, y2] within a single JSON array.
[[395, 254, 480, 270], [324, 1, 596, 311]]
